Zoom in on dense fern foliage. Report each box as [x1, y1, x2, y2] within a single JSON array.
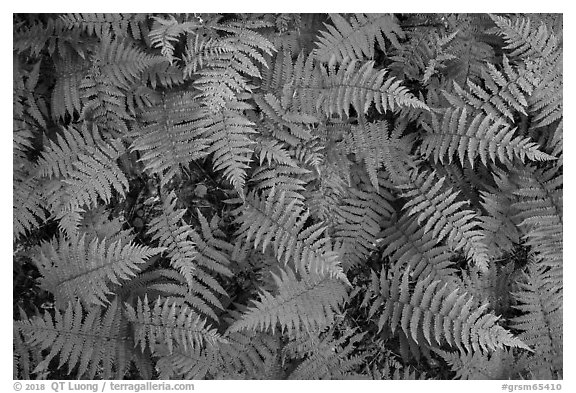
[[13, 13, 562, 380]]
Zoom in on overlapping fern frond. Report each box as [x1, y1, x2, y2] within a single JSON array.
[[60, 13, 148, 40], [190, 20, 274, 113], [232, 187, 345, 280], [366, 266, 529, 353], [36, 124, 129, 234], [421, 107, 553, 168], [147, 191, 232, 319], [334, 176, 394, 268], [149, 15, 200, 64], [200, 100, 256, 192], [32, 233, 164, 306], [443, 55, 539, 122], [395, 168, 489, 271], [511, 166, 562, 266], [285, 329, 367, 379], [14, 299, 133, 379], [378, 214, 457, 283], [314, 13, 403, 62], [125, 295, 224, 355], [229, 268, 348, 336], [511, 263, 562, 378], [129, 91, 210, 185]]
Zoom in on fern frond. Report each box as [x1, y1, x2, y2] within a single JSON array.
[[33, 233, 164, 306], [421, 107, 553, 168], [192, 23, 273, 112], [80, 70, 132, 135], [435, 348, 518, 379], [13, 324, 43, 379], [265, 52, 427, 119], [287, 329, 366, 379], [217, 330, 282, 379], [79, 35, 164, 134], [379, 214, 457, 283], [367, 267, 529, 353], [314, 13, 403, 62], [142, 61, 185, 89], [511, 167, 562, 265], [15, 299, 133, 379], [396, 169, 490, 271], [156, 345, 216, 379], [342, 120, 411, 190], [490, 15, 560, 61], [125, 295, 224, 355], [249, 165, 309, 201], [229, 268, 348, 336], [36, 124, 129, 233], [130, 91, 210, 185], [147, 191, 198, 286], [528, 56, 562, 130], [253, 92, 316, 145], [147, 192, 232, 318], [478, 190, 520, 258], [51, 55, 86, 120], [253, 137, 298, 167], [443, 32, 495, 85], [149, 15, 200, 64], [60, 13, 148, 40], [89, 34, 165, 89], [233, 188, 345, 280], [511, 263, 562, 378], [389, 28, 458, 83], [14, 16, 86, 58], [334, 180, 394, 268], [200, 100, 256, 192], [13, 174, 46, 241], [183, 34, 236, 75], [443, 55, 539, 122], [310, 58, 429, 118]]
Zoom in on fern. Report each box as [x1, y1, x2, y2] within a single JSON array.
[[33, 233, 163, 306], [15, 299, 133, 379], [510, 263, 562, 378], [285, 329, 366, 379], [13, 174, 46, 241], [448, 55, 537, 119], [60, 13, 148, 40], [511, 166, 562, 265], [396, 168, 490, 271], [147, 191, 198, 285], [233, 188, 345, 280], [129, 91, 210, 185], [125, 295, 224, 355], [13, 12, 561, 380], [490, 14, 560, 61], [36, 124, 129, 234], [378, 214, 457, 283], [191, 21, 274, 112], [149, 15, 200, 64], [421, 107, 553, 168], [334, 175, 394, 268], [51, 54, 86, 120], [314, 13, 403, 62], [289, 56, 428, 118], [249, 164, 309, 201], [229, 268, 348, 336], [478, 189, 521, 258], [200, 100, 256, 192], [434, 348, 517, 379], [147, 191, 233, 319], [367, 266, 529, 353]]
